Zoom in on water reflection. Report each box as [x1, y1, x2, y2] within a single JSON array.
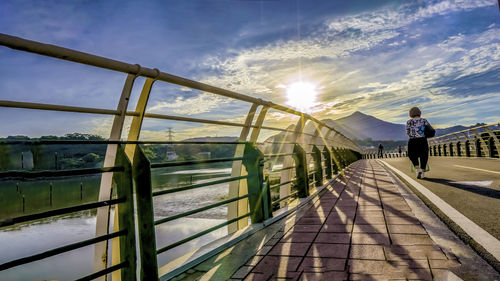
[[0, 168, 232, 280]]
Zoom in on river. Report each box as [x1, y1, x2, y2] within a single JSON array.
[[0, 167, 232, 280]]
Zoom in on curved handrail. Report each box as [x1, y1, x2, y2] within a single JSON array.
[[0, 33, 357, 150]]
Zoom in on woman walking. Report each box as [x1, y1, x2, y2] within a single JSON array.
[[406, 107, 434, 179]]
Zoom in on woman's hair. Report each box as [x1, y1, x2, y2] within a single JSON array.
[[409, 107, 421, 118]]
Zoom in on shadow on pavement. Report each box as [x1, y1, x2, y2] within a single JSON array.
[[423, 178, 500, 199]]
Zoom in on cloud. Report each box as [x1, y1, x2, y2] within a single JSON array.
[[195, 0, 499, 126], [148, 93, 233, 115]]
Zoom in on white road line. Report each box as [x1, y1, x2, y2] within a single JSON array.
[[453, 165, 500, 175], [380, 160, 500, 263]]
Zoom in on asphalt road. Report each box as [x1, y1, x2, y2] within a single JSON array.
[[382, 157, 500, 240]]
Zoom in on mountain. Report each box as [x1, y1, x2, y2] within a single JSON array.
[[434, 123, 486, 136], [324, 111, 406, 141], [323, 111, 487, 141]]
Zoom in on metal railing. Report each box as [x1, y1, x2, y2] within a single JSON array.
[[0, 33, 362, 280], [428, 123, 500, 158], [0, 144, 135, 280], [363, 149, 407, 159]]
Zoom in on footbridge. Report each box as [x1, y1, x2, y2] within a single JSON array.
[[0, 34, 499, 281]]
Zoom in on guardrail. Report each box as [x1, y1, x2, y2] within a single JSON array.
[[0, 140, 360, 280], [0, 33, 361, 280], [363, 149, 407, 159], [428, 123, 500, 158]]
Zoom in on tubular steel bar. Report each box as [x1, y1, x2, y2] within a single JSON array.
[[144, 113, 247, 128], [75, 262, 128, 281], [264, 153, 295, 158], [150, 157, 245, 168], [0, 140, 246, 145], [156, 213, 252, 255], [0, 230, 126, 271], [0, 100, 134, 116], [0, 33, 360, 151], [270, 179, 295, 189], [152, 175, 248, 197], [0, 198, 125, 228], [272, 191, 299, 205], [271, 166, 294, 173], [154, 195, 250, 226], [0, 166, 123, 179]]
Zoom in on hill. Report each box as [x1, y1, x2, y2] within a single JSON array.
[[323, 111, 486, 141]]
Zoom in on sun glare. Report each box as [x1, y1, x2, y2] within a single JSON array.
[[286, 82, 318, 112]]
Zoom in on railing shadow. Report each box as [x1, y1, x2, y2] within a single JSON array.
[[423, 178, 500, 199]]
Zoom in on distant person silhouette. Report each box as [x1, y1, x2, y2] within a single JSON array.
[[398, 145, 402, 157], [377, 143, 384, 158], [406, 107, 434, 179]]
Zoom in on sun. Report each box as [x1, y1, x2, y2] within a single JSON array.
[[285, 82, 318, 112]]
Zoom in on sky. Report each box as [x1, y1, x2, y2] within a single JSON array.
[[0, 0, 499, 140]]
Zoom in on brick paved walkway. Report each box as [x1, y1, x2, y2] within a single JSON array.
[[231, 160, 459, 281]]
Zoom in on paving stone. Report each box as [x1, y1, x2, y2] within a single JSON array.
[[265, 238, 281, 246], [387, 259, 429, 269], [307, 243, 350, 258], [356, 205, 383, 211], [385, 266, 432, 280], [348, 259, 388, 274], [325, 213, 354, 225], [428, 259, 461, 269], [315, 232, 351, 244], [352, 233, 390, 245], [355, 215, 386, 224], [299, 271, 348, 281], [273, 231, 285, 239], [303, 211, 329, 218], [255, 245, 273, 256], [268, 271, 301, 280], [246, 255, 264, 266], [320, 224, 353, 233], [386, 216, 420, 225], [281, 232, 317, 243], [431, 269, 458, 281], [391, 234, 435, 245], [232, 266, 255, 279], [355, 210, 384, 217], [296, 217, 326, 225], [268, 242, 311, 256], [298, 257, 346, 272], [387, 224, 426, 235], [243, 272, 271, 281], [348, 273, 400, 281], [352, 223, 388, 234], [349, 245, 386, 260], [331, 206, 357, 214], [384, 210, 417, 218], [288, 225, 322, 233], [384, 245, 448, 260], [252, 256, 302, 273]]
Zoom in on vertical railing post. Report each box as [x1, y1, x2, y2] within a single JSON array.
[[94, 74, 137, 277], [112, 145, 136, 281], [311, 146, 323, 187], [331, 147, 340, 174], [484, 126, 500, 158], [242, 143, 270, 223], [132, 145, 159, 281], [228, 104, 261, 233], [322, 147, 332, 180], [293, 144, 309, 198]]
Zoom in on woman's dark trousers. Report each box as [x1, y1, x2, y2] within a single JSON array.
[[408, 137, 428, 169]]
